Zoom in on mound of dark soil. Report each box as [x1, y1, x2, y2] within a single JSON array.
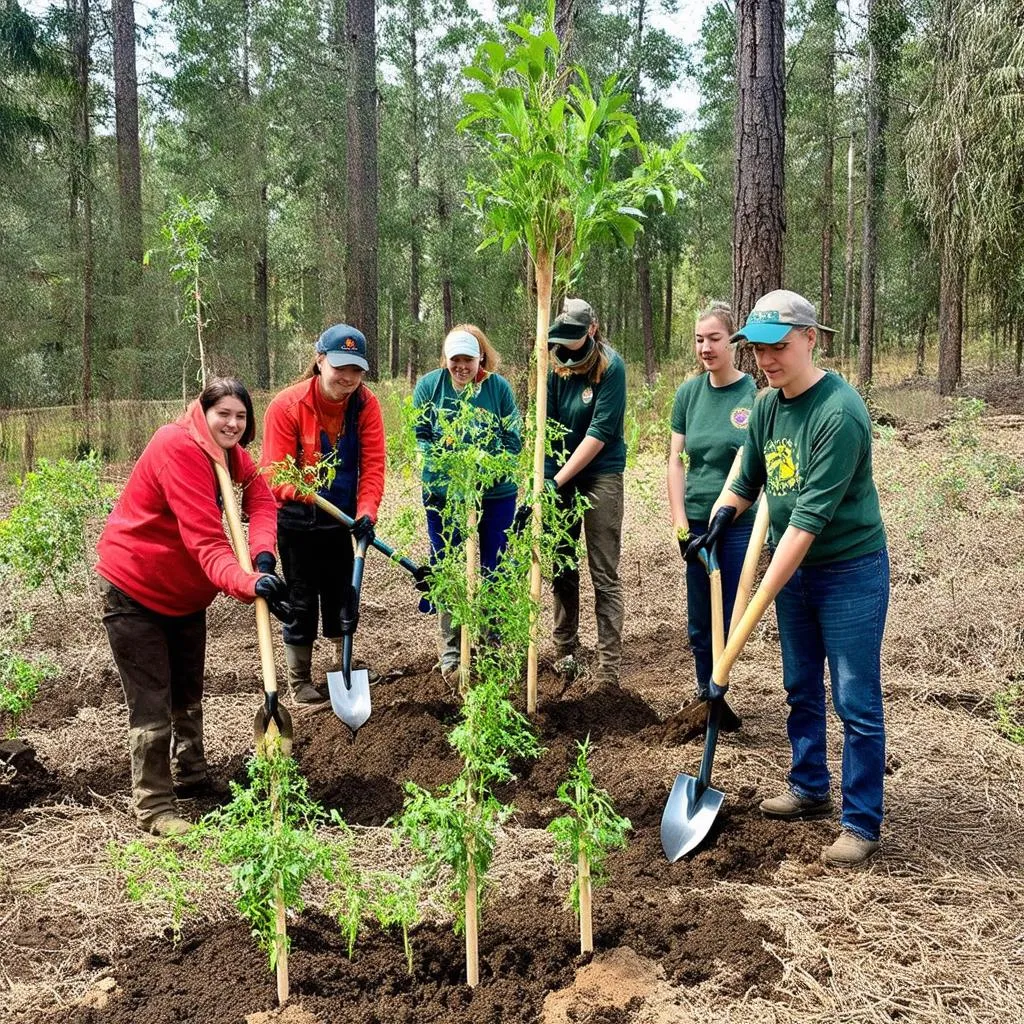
[[68, 887, 780, 1024], [0, 739, 57, 815]]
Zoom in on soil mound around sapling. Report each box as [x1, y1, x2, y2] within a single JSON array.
[[67, 888, 779, 1024], [0, 739, 57, 814], [23, 666, 125, 730]]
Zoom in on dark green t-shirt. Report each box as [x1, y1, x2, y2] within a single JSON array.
[[544, 346, 627, 478], [730, 371, 886, 565], [670, 372, 756, 525], [413, 369, 522, 501]]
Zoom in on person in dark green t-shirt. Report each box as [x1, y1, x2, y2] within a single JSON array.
[[685, 290, 889, 870], [544, 298, 627, 686], [667, 302, 756, 729], [413, 324, 522, 678]]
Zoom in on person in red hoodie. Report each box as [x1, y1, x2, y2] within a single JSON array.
[[97, 377, 291, 837], [261, 324, 386, 703]]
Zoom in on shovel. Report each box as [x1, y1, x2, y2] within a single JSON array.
[[327, 533, 372, 734], [660, 500, 773, 861], [213, 462, 293, 757]]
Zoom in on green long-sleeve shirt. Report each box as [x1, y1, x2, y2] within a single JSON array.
[[670, 372, 757, 525], [544, 346, 627, 479], [413, 369, 522, 501], [729, 371, 886, 565]]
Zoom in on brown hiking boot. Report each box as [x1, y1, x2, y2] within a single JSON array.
[[759, 790, 834, 820], [145, 812, 191, 838], [821, 830, 880, 868]]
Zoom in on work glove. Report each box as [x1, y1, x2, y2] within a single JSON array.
[[254, 552, 276, 574], [413, 564, 433, 594], [684, 506, 737, 564], [254, 574, 295, 625], [351, 514, 375, 544]]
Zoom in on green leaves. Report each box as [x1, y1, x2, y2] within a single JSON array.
[[458, 8, 700, 287], [547, 738, 632, 911]]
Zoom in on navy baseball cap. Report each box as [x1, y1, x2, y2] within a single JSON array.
[[316, 324, 369, 371]]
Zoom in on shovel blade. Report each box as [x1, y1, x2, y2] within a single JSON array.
[[660, 772, 725, 862], [327, 668, 371, 733], [254, 703, 293, 759]]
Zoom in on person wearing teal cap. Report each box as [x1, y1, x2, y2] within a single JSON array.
[[685, 289, 889, 869], [667, 301, 755, 729]]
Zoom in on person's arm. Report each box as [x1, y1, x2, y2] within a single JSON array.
[[556, 359, 625, 486], [355, 390, 386, 522], [753, 523, 816, 596], [667, 431, 689, 537], [553, 435, 604, 487], [236, 446, 278, 563], [260, 397, 306, 503]]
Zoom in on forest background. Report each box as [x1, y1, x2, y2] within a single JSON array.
[[0, 0, 1022, 437]]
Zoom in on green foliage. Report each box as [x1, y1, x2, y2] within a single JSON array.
[[546, 737, 631, 910], [268, 450, 339, 499], [995, 685, 1024, 746], [0, 633, 55, 737], [946, 398, 985, 450], [459, 0, 698, 285], [0, 452, 114, 593], [366, 870, 420, 975]]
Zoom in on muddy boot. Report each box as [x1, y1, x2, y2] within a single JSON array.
[[146, 812, 192, 837], [129, 724, 177, 828], [285, 643, 327, 705], [170, 703, 209, 792]]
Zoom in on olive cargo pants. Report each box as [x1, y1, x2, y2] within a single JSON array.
[[101, 581, 208, 826]]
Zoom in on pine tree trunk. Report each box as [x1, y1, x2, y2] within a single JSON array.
[[818, 0, 837, 352], [345, 0, 379, 377], [840, 133, 857, 359], [732, 0, 785, 383], [254, 182, 270, 388], [408, 15, 422, 381], [915, 310, 926, 375], [662, 251, 673, 357], [637, 247, 657, 384], [389, 291, 400, 378], [937, 241, 963, 395], [71, 0, 93, 438], [111, 0, 143, 351]]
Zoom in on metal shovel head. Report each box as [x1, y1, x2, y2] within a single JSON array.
[[660, 772, 725, 862], [327, 668, 372, 733]]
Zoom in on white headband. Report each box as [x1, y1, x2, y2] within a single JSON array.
[[444, 330, 480, 360]]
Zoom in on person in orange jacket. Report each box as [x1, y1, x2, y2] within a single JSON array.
[[97, 377, 290, 836], [261, 325, 386, 703]]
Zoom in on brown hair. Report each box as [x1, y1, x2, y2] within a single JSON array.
[[199, 377, 256, 447], [438, 323, 502, 375], [696, 301, 736, 338]]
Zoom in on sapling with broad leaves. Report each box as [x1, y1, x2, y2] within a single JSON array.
[[547, 737, 632, 953], [458, 0, 702, 709]]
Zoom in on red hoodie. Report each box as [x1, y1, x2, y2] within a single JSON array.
[[96, 400, 277, 616]]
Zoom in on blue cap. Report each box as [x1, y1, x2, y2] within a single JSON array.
[[316, 324, 369, 371]]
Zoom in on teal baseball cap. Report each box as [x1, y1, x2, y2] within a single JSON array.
[[731, 290, 835, 345]]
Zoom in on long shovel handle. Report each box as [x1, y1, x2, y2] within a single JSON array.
[[341, 535, 371, 690], [710, 575, 785, 697], [214, 463, 279, 700], [313, 494, 422, 577], [729, 498, 770, 640]]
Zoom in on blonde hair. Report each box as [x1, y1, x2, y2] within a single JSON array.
[[696, 301, 736, 338], [438, 323, 501, 374]]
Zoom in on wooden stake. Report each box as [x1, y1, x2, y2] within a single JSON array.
[[460, 505, 478, 697], [578, 848, 593, 953], [527, 250, 553, 714], [465, 854, 479, 987]]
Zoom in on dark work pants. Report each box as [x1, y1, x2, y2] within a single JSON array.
[[101, 580, 207, 826], [278, 524, 354, 646]]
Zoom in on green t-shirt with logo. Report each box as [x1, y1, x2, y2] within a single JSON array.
[[545, 346, 627, 479], [670, 372, 756, 525], [729, 371, 886, 565]]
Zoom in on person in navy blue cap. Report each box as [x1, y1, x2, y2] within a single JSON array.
[[260, 324, 386, 704]]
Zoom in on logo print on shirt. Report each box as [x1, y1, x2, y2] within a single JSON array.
[[731, 407, 751, 429], [581, 386, 594, 405], [764, 438, 799, 495]]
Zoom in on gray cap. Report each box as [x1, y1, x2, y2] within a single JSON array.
[[731, 290, 836, 345], [548, 298, 595, 343]]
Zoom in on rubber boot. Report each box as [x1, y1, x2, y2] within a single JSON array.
[[285, 643, 327, 705], [129, 723, 177, 829], [437, 612, 461, 679]]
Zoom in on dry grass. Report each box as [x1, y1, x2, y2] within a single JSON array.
[[3, 400, 1024, 1023]]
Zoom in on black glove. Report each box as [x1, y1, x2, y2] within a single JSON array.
[[676, 529, 691, 562], [255, 574, 295, 625], [512, 503, 532, 535], [254, 552, 276, 574], [684, 506, 737, 564], [351, 515, 375, 544], [413, 563, 433, 594]]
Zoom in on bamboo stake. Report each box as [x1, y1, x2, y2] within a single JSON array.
[[460, 505, 478, 697], [465, 851, 479, 987], [527, 251, 553, 714]]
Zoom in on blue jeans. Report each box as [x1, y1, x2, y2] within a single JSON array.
[[685, 519, 753, 698], [774, 547, 890, 841]]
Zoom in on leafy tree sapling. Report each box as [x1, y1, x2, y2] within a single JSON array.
[[547, 737, 632, 953]]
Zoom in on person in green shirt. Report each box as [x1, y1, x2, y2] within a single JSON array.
[[685, 290, 889, 869], [544, 298, 627, 686], [667, 302, 756, 729], [413, 324, 522, 679]]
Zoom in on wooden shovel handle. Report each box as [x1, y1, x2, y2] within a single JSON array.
[[729, 497, 770, 640], [712, 574, 783, 691], [213, 462, 278, 697]]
